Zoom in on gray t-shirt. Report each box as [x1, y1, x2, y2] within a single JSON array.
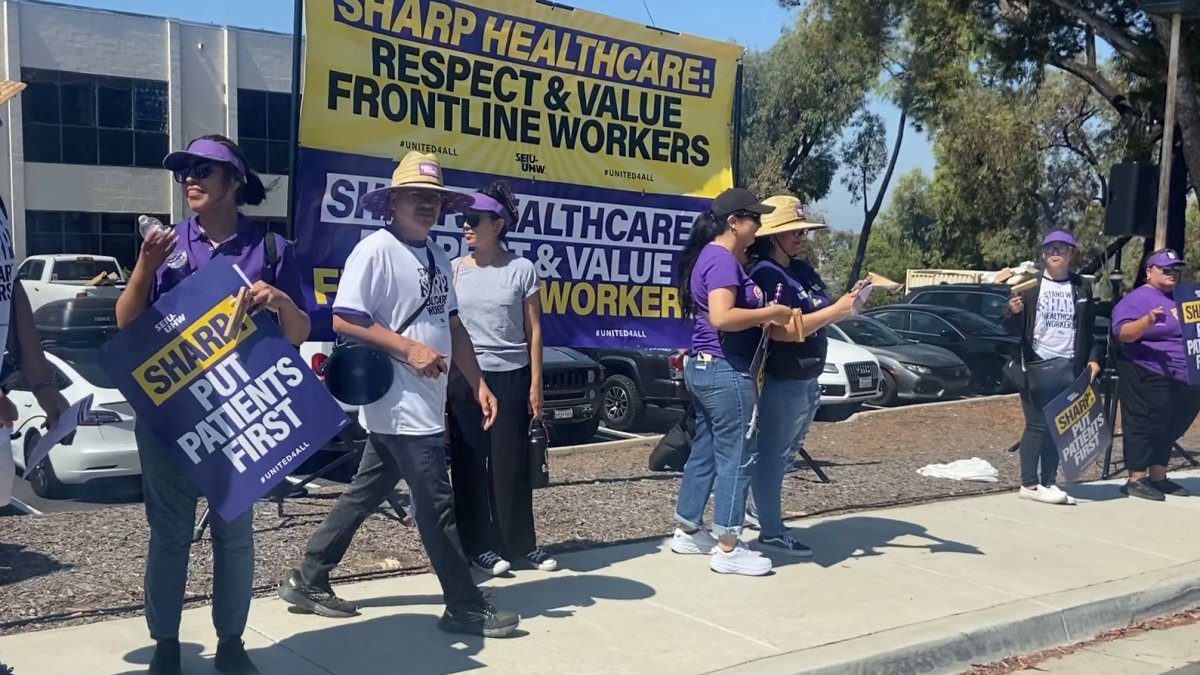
[[453, 254, 540, 372]]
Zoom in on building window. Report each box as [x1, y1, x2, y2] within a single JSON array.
[[25, 211, 167, 271], [22, 68, 169, 169], [237, 89, 293, 175]]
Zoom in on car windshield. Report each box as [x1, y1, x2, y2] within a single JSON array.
[[47, 348, 115, 389], [839, 318, 907, 347], [51, 259, 121, 283], [947, 311, 1008, 337]]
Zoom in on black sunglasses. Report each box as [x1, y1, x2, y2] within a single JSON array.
[[173, 161, 218, 184], [730, 211, 762, 223], [456, 212, 496, 229]]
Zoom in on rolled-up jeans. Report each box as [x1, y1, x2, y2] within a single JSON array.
[[137, 422, 253, 641], [751, 376, 821, 538], [675, 354, 758, 538]]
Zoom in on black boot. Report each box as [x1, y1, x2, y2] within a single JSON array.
[[214, 638, 260, 675], [148, 639, 181, 675]]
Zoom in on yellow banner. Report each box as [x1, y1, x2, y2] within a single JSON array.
[[302, 0, 744, 198]]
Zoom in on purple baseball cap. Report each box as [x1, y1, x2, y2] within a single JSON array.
[[1042, 231, 1077, 248], [1147, 249, 1185, 268], [163, 138, 246, 179]]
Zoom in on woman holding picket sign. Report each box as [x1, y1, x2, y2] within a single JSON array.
[[115, 135, 310, 675], [671, 188, 793, 577], [446, 181, 558, 576], [744, 196, 858, 557], [1111, 249, 1200, 502], [1002, 231, 1102, 506]]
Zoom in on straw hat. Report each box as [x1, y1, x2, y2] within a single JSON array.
[[360, 151, 472, 217], [0, 80, 25, 107], [755, 195, 827, 238]]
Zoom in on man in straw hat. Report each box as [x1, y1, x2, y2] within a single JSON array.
[[0, 79, 71, 509], [277, 152, 519, 637]]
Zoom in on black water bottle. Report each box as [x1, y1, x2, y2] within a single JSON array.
[[529, 418, 550, 489]]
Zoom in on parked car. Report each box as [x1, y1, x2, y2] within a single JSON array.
[[864, 304, 1020, 395], [900, 284, 1013, 332], [302, 342, 605, 448], [814, 339, 883, 421], [829, 317, 971, 406], [16, 254, 126, 313], [579, 348, 687, 431], [10, 348, 138, 498]]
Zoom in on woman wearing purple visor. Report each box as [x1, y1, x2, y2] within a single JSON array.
[[447, 182, 558, 575], [116, 135, 310, 675], [1112, 249, 1200, 502]]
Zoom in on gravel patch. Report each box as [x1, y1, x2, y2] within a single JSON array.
[[3, 397, 1198, 636]]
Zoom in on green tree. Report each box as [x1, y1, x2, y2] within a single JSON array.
[[883, 169, 939, 266], [841, 108, 909, 288]]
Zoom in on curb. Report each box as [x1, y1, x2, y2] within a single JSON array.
[[549, 435, 662, 457], [850, 394, 1019, 421], [713, 561, 1200, 675]]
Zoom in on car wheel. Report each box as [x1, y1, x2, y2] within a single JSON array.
[[601, 375, 646, 431], [970, 359, 1008, 396], [551, 417, 602, 447], [23, 429, 67, 499], [871, 372, 899, 407]]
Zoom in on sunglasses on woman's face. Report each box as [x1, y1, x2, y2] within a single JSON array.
[[1042, 244, 1074, 257], [1156, 266, 1184, 277], [173, 161, 218, 184], [456, 212, 495, 229], [731, 211, 762, 224]]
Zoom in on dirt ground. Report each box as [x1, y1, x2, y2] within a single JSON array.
[[3, 396, 1198, 636]]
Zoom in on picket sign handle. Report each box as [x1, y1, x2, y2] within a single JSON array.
[[225, 287, 251, 342]]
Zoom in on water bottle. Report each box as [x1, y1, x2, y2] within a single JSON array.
[[528, 418, 550, 489], [138, 215, 187, 269]]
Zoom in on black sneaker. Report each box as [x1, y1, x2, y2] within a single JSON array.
[[1150, 478, 1191, 497], [148, 639, 181, 675], [439, 596, 520, 638], [276, 568, 359, 618], [1120, 479, 1166, 502], [215, 638, 260, 675], [757, 534, 813, 558]]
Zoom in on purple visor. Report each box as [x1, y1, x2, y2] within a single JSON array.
[[470, 193, 506, 217], [163, 139, 246, 179], [1042, 230, 1076, 248]]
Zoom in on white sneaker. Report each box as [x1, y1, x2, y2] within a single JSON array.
[[1045, 485, 1078, 505], [472, 551, 511, 576], [1019, 485, 1068, 505], [670, 528, 719, 555], [710, 546, 773, 576]]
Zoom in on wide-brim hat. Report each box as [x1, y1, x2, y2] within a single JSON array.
[[0, 80, 25, 107], [756, 195, 827, 237], [361, 151, 472, 218]]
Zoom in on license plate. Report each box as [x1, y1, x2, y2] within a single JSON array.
[[554, 409, 573, 420], [858, 377, 873, 390]]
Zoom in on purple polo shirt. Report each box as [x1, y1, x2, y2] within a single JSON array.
[[151, 215, 306, 312], [1111, 283, 1187, 383], [691, 244, 764, 370]]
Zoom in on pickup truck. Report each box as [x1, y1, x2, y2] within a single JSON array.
[[16, 255, 126, 313]]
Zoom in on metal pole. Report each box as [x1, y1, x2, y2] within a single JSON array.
[[732, 60, 744, 188], [1154, 11, 1183, 251], [285, 0, 304, 241]]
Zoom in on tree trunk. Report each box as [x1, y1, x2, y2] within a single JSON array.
[[847, 109, 908, 292], [1152, 17, 1200, 202]]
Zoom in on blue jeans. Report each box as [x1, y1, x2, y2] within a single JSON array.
[[751, 376, 821, 537], [137, 422, 253, 641], [675, 355, 758, 538]]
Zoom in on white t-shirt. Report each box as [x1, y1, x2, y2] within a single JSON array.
[[1033, 278, 1076, 361], [333, 230, 457, 436]]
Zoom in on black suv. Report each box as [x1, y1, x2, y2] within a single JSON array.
[[579, 348, 687, 431], [541, 347, 605, 445]]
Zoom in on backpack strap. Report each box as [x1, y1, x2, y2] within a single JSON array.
[[263, 230, 280, 286]]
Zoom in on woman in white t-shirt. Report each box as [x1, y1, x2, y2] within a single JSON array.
[[1003, 231, 1103, 505], [447, 182, 558, 576]]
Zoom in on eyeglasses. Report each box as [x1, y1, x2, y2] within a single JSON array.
[[1042, 244, 1074, 257], [1155, 266, 1185, 277], [172, 161, 217, 184]]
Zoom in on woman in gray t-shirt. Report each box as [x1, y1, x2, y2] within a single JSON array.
[[448, 182, 557, 575]]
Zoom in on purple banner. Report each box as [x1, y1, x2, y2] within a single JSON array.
[[293, 147, 709, 349], [100, 259, 349, 522], [1175, 282, 1200, 386]]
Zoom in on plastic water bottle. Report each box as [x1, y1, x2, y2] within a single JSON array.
[[138, 215, 187, 269]]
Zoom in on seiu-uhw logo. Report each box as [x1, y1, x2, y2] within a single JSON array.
[[515, 152, 546, 175], [154, 313, 187, 333]]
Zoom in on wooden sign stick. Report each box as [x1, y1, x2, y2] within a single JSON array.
[[225, 287, 251, 342]]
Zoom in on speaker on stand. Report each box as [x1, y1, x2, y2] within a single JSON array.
[[1103, 161, 1158, 238]]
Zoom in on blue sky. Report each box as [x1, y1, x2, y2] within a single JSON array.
[[60, 0, 936, 232]]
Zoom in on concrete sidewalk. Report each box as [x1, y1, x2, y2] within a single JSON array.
[[1018, 621, 1200, 674], [6, 474, 1200, 675]]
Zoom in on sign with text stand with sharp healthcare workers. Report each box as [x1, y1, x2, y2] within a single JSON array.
[[1042, 371, 1114, 484], [100, 259, 348, 522], [1175, 282, 1200, 386]]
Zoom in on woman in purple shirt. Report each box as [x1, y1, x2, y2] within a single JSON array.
[[116, 135, 310, 675], [671, 188, 793, 577], [1111, 249, 1200, 502]]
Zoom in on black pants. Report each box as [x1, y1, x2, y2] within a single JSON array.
[[448, 367, 537, 560], [1118, 359, 1200, 473], [299, 433, 480, 609], [1017, 360, 1075, 485]]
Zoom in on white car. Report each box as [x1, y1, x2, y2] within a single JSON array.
[[817, 340, 882, 418], [10, 348, 139, 498]]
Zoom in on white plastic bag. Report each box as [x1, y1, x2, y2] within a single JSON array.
[[917, 457, 999, 483]]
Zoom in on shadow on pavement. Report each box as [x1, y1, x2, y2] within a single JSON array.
[[0, 543, 71, 585], [780, 516, 984, 569], [1067, 481, 1130, 503]]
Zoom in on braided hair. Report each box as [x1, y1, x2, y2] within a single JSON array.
[[478, 182, 520, 240]]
